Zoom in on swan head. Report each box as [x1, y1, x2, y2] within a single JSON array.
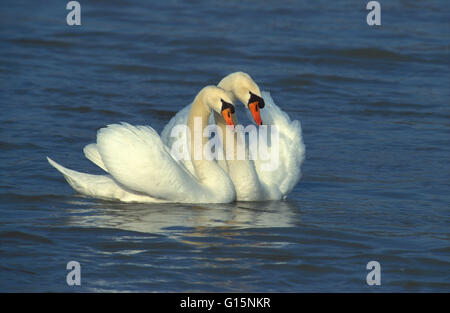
[[201, 85, 236, 127], [218, 72, 265, 125]]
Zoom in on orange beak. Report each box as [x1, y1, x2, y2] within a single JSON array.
[[249, 101, 262, 125], [221, 108, 235, 127]]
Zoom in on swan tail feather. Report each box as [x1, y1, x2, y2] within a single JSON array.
[[47, 156, 111, 197], [83, 143, 108, 172], [47, 157, 166, 203]]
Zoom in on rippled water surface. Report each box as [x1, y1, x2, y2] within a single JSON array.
[[0, 0, 449, 292]]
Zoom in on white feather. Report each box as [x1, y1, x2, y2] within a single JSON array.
[[96, 123, 213, 202], [83, 143, 107, 172], [47, 157, 167, 203], [254, 91, 305, 199]]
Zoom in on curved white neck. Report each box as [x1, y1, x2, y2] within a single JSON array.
[[186, 90, 235, 201], [213, 111, 264, 198], [217, 74, 239, 103]]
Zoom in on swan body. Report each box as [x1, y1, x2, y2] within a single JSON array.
[[48, 86, 237, 203], [253, 91, 305, 199]]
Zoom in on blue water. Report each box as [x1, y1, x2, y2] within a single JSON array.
[[0, 0, 449, 292]]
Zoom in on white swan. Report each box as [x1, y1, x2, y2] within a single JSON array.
[[48, 86, 237, 203], [161, 72, 305, 201]]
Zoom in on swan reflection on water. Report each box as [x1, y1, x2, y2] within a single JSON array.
[[64, 199, 300, 238]]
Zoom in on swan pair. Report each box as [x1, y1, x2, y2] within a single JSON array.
[[48, 72, 305, 203]]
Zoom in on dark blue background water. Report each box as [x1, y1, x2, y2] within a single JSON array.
[[0, 0, 449, 292]]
